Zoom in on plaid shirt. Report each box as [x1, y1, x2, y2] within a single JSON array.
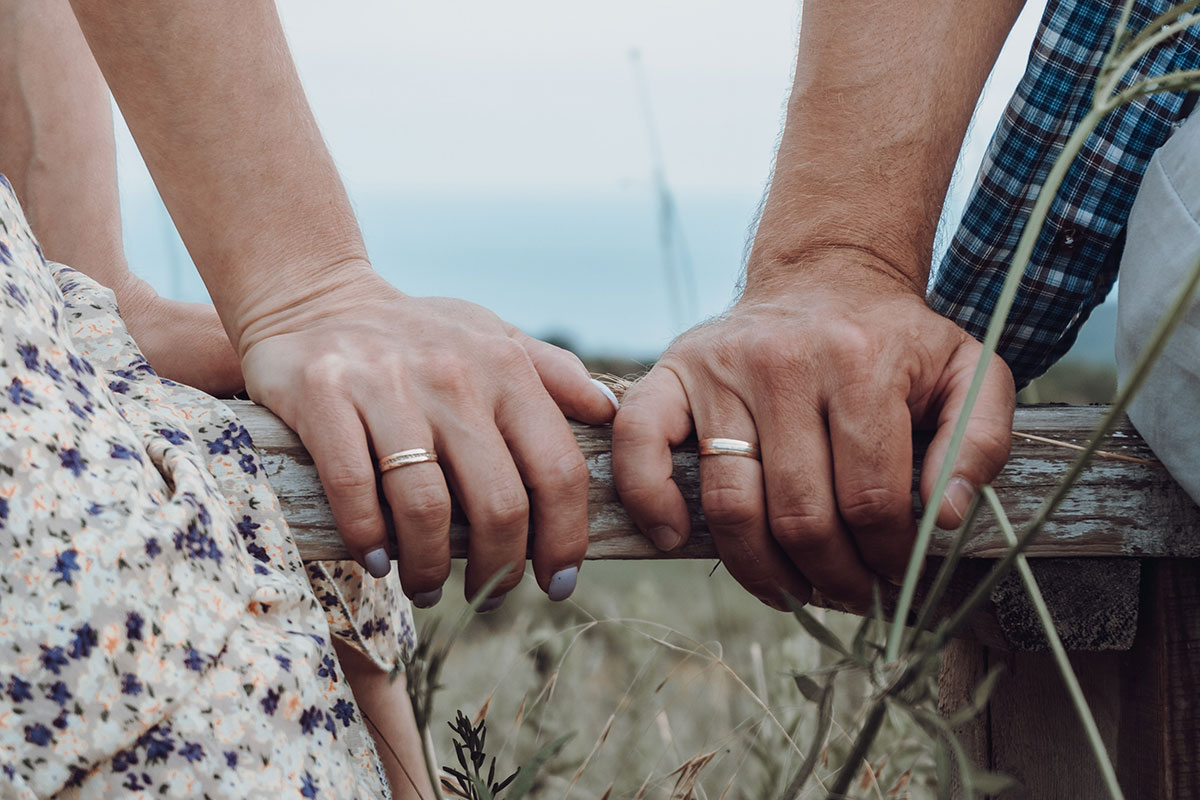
[[930, 0, 1200, 387]]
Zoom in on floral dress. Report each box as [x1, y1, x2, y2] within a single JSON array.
[[0, 175, 415, 799]]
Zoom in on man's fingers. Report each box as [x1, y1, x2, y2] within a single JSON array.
[[436, 419, 530, 606], [693, 394, 812, 610], [828, 387, 917, 587], [365, 412, 452, 608], [496, 380, 589, 601], [297, 400, 389, 577], [612, 366, 694, 551], [517, 332, 619, 424], [758, 409, 876, 612], [921, 342, 1017, 529]]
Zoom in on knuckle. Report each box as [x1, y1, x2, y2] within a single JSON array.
[[538, 449, 589, 494], [839, 486, 911, 530], [492, 338, 533, 373], [614, 481, 665, 511], [770, 509, 836, 554], [334, 505, 383, 545], [301, 352, 348, 392], [401, 480, 452, 529], [479, 488, 531, 532], [322, 463, 377, 498], [701, 485, 759, 529], [424, 355, 474, 401]]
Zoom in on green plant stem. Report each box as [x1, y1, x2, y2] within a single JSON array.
[[1100, 10, 1200, 98], [886, 102, 1110, 662], [906, 497, 982, 649], [423, 727, 446, 800], [825, 700, 887, 800], [982, 487, 1125, 800]]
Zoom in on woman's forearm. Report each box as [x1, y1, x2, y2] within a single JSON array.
[[0, 0, 127, 286], [67, 0, 369, 354]]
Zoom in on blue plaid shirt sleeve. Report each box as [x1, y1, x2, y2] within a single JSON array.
[[930, 0, 1200, 388]]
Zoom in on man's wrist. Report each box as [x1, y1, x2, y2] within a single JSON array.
[[741, 241, 929, 302]]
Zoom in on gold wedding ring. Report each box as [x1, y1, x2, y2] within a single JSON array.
[[698, 437, 760, 460], [378, 448, 439, 473]]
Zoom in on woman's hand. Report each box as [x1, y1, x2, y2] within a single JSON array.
[[112, 274, 246, 398], [239, 265, 617, 608]]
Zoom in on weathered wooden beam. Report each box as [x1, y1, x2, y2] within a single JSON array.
[[234, 401, 1200, 562]]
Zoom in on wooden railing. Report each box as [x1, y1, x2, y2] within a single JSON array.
[[235, 402, 1200, 562], [234, 400, 1200, 799]]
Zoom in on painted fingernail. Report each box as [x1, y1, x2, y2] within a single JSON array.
[[590, 378, 620, 411], [648, 525, 681, 551], [413, 587, 443, 609], [477, 595, 506, 614], [548, 567, 578, 602], [944, 477, 976, 523], [363, 548, 391, 579]]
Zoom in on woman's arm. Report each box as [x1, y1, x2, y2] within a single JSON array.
[[66, 0, 617, 604], [0, 0, 243, 396]]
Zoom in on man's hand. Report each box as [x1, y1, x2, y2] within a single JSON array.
[[611, 0, 1025, 611], [613, 258, 1014, 611]]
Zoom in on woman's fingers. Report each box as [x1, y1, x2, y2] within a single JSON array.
[[517, 332, 619, 424], [496, 377, 590, 601], [365, 412, 452, 608], [435, 417, 532, 607], [295, 397, 390, 575]]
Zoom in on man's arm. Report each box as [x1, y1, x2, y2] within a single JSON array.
[[0, 0, 243, 396], [613, 0, 1021, 611]]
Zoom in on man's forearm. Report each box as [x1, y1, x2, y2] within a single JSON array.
[[67, 0, 368, 352], [0, 0, 127, 286], [747, 0, 1026, 295]]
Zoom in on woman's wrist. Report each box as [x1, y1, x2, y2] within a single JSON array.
[[225, 254, 380, 360]]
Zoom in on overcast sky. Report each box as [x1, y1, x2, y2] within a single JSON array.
[[119, 1, 1045, 200], [114, 1, 1051, 353]]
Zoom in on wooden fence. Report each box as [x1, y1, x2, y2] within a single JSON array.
[[235, 400, 1200, 800]]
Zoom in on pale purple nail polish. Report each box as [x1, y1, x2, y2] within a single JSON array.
[[363, 548, 390, 579], [648, 525, 681, 551], [477, 595, 505, 614], [413, 587, 442, 609], [590, 378, 620, 412], [548, 567, 578, 602]]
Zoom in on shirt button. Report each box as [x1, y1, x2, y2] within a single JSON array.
[[1060, 227, 1079, 248]]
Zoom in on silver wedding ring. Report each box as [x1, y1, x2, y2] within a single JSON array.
[[698, 437, 760, 460], [378, 448, 439, 473]]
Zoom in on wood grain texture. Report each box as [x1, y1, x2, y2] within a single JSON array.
[[232, 401, 1200, 562], [1117, 560, 1200, 800]]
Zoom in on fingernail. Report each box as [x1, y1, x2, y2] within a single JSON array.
[[547, 567, 578, 602], [477, 595, 506, 614], [648, 525, 681, 551], [363, 548, 391, 579], [944, 477, 976, 522], [589, 378, 620, 412], [413, 587, 443, 609]]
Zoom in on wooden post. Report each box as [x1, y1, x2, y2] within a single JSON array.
[[939, 562, 1200, 798]]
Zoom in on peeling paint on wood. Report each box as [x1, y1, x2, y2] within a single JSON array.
[[231, 401, 1200, 562]]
